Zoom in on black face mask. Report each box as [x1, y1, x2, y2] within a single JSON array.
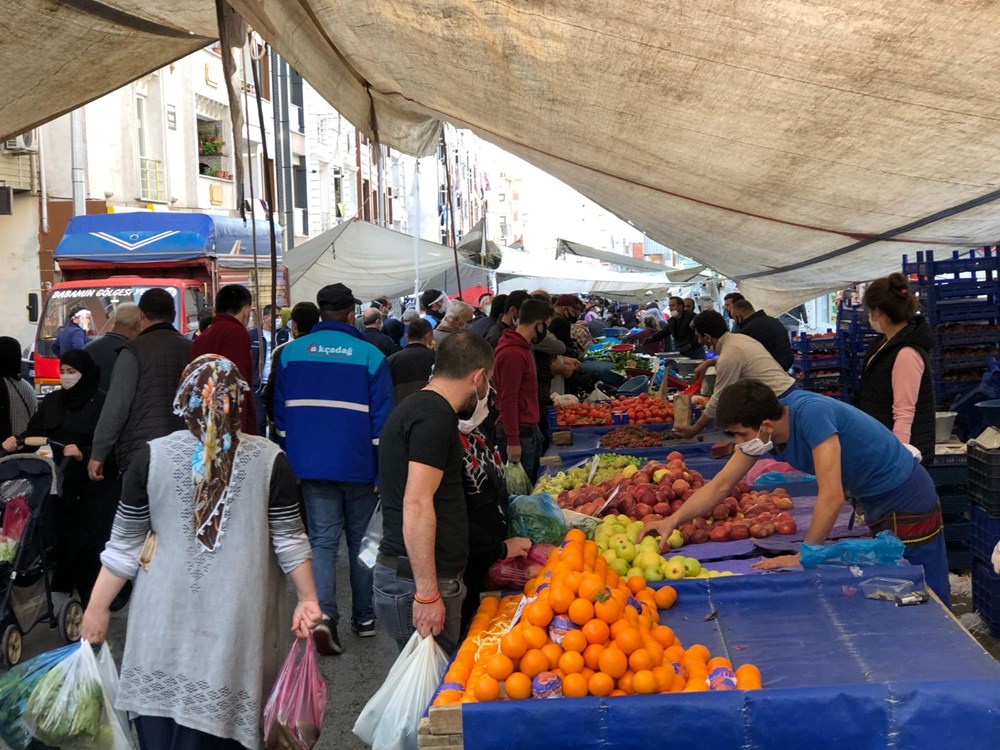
[[533, 323, 548, 345]]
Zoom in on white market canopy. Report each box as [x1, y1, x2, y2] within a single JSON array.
[[556, 239, 677, 275], [496, 250, 673, 299], [6, 2, 1000, 312], [286, 218, 486, 303]]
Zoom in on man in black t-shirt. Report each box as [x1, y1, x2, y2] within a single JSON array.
[[376, 331, 496, 654]]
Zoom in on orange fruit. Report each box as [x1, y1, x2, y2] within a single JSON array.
[[565, 571, 583, 594], [474, 675, 501, 702], [617, 670, 635, 694], [485, 653, 514, 681], [565, 528, 586, 544], [561, 629, 587, 654], [568, 598, 595, 626], [588, 671, 614, 697], [684, 678, 708, 692], [520, 649, 549, 679], [654, 586, 678, 609], [685, 644, 711, 664], [609, 618, 633, 640], [651, 625, 675, 649], [582, 618, 610, 645], [548, 584, 575, 614], [633, 669, 657, 694], [525, 600, 554, 628], [541, 642, 564, 670], [562, 672, 588, 698], [505, 672, 532, 700], [627, 576, 646, 594], [644, 639, 664, 666], [615, 627, 643, 656], [434, 689, 464, 706], [500, 630, 528, 660], [598, 646, 628, 679], [652, 665, 674, 692], [581, 667, 595, 682], [594, 596, 621, 624], [559, 650, 585, 674], [628, 648, 653, 672], [578, 573, 604, 602], [610, 688, 627, 697], [671, 674, 687, 693], [736, 664, 762, 690], [583, 643, 605, 671], [665, 644, 685, 662], [521, 624, 548, 650], [707, 657, 732, 672], [606, 569, 620, 589]]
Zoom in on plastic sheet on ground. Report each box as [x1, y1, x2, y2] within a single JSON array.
[[678, 539, 757, 563], [459, 567, 1000, 750]]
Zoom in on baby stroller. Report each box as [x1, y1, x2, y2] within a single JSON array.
[[0, 441, 82, 667]]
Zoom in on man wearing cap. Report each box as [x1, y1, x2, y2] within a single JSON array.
[[419, 289, 448, 330], [273, 283, 395, 654]]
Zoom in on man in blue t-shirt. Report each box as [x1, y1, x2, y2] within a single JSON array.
[[643, 379, 950, 605]]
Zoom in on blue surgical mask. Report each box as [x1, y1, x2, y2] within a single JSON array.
[[738, 427, 773, 457]]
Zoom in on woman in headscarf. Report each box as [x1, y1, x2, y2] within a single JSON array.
[[2, 349, 112, 605], [81, 354, 320, 750], [0, 336, 35, 441]]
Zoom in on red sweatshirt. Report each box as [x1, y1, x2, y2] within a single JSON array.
[[493, 328, 539, 447], [190, 313, 257, 435]]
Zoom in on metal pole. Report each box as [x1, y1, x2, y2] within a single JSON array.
[[70, 109, 86, 216], [412, 158, 421, 299], [280, 62, 295, 248], [250, 48, 279, 350], [270, 49, 287, 251], [377, 144, 387, 227], [441, 130, 463, 296]]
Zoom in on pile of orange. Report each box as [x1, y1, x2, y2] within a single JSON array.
[[434, 528, 763, 705]]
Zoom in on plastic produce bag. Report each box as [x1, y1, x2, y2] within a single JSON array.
[[800, 531, 906, 569], [358, 501, 383, 570], [353, 632, 448, 750], [23, 641, 133, 749], [0, 643, 77, 750], [503, 461, 533, 496], [2, 496, 30, 542], [485, 543, 555, 590], [508, 493, 569, 545], [263, 638, 327, 750]]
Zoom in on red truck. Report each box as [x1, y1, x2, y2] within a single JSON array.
[[30, 211, 283, 395]]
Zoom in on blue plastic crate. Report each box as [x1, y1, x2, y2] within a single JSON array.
[[924, 300, 1000, 325], [940, 490, 970, 516], [903, 247, 1000, 278], [944, 513, 970, 543], [948, 542, 972, 573], [971, 559, 1000, 636], [970, 504, 1000, 564], [936, 354, 994, 372], [935, 326, 1000, 348]]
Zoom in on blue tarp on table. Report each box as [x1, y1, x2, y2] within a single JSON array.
[[459, 567, 1000, 750]]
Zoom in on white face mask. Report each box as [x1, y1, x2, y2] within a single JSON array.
[[458, 383, 490, 434], [60, 373, 82, 390], [738, 427, 774, 457]]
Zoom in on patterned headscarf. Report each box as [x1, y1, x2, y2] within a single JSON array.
[[173, 354, 249, 552]]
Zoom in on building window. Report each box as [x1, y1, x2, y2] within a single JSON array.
[[136, 95, 147, 157], [136, 95, 165, 202], [197, 118, 230, 180]]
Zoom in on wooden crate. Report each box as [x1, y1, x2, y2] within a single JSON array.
[[418, 704, 463, 749]]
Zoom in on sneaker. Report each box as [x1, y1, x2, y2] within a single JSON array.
[[313, 618, 343, 656], [352, 618, 376, 638]]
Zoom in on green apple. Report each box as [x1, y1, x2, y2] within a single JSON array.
[[708, 570, 721, 578], [594, 528, 613, 545], [638, 536, 660, 552], [663, 558, 686, 580], [627, 567, 645, 580], [610, 535, 636, 562], [652, 469, 670, 483], [667, 529, 684, 549], [682, 557, 702, 577], [720, 571, 736, 577], [610, 558, 630, 577], [617, 514, 631, 525], [602, 549, 619, 564], [611, 524, 626, 536], [643, 566, 664, 581], [637, 551, 663, 570], [696, 570, 711, 578], [626, 521, 645, 544]]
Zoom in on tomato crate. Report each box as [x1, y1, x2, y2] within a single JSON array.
[[968, 442, 1000, 483], [923, 299, 1000, 325], [939, 490, 970, 516], [971, 559, 1000, 637], [943, 512, 970, 544], [936, 353, 994, 372], [970, 504, 1000, 564], [935, 326, 1000, 348]]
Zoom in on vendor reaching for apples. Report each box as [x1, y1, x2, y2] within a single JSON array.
[[643, 378, 950, 605]]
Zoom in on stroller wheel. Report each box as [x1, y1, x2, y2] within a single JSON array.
[[1, 624, 21, 668], [59, 599, 83, 643]]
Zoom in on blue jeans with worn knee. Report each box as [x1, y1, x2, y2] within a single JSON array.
[[301, 480, 378, 626]]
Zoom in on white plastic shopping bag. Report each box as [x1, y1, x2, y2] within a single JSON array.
[[22, 640, 134, 749], [353, 631, 448, 750]]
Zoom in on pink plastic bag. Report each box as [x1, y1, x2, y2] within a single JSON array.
[[2, 497, 30, 542], [485, 544, 554, 590], [262, 637, 327, 750]]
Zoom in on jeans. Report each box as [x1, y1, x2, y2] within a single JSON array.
[[372, 562, 466, 656], [253, 389, 268, 437], [301, 480, 378, 626], [497, 425, 543, 484]]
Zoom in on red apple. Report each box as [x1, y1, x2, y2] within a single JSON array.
[[653, 502, 671, 515], [672, 479, 690, 495], [690, 529, 710, 544], [749, 523, 766, 539], [634, 503, 652, 517], [709, 526, 731, 543], [680, 523, 697, 538], [667, 451, 684, 462], [712, 504, 731, 521], [775, 496, 794, 510], [775, 520, 797, 535], [730, 525, 750, 541], [670, 500, 685, 514]]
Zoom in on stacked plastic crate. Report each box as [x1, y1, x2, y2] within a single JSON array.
[[902, 247, 1000, 410], [968, 442, 1000, 636], [835, 303, 879, 403], [790, 330, 845, 400], [928, 456, 972, 573]]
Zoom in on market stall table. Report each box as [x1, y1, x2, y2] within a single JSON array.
[[424, 566, 1000, 750]]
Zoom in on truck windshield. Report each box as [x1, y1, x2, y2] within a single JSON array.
[[37, 285, 181, 359]]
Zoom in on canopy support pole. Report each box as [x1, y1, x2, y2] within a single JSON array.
[[441, 129, 463, 296]]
